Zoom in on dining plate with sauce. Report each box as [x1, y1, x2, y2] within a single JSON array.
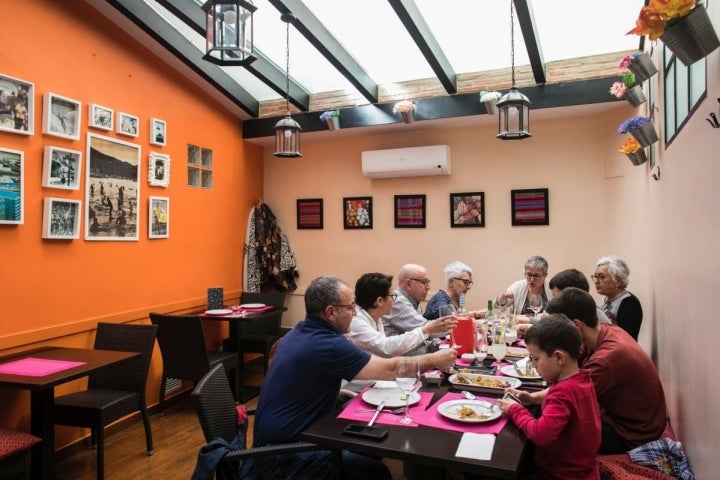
[[361, 388, 421, 408]]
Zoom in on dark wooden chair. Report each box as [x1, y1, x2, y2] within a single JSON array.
[[0, 428, 41, 480], [236, 291, 285, 374], [53, 322, 158, 480], [149, 312, 240, 413]]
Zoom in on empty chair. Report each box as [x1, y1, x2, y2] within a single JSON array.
[[0, 428, 41, 480], [236, 291, 285, 374], [53, 322, 158, 480], [149, 312, 239, 413]]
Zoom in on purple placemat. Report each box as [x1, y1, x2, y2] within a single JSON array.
[[337, 390, 433, 428], [0, 358, 85, 377], [414, 392, 508, 434]]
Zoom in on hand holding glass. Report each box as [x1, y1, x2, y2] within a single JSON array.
[[529, 295, 543, 315], [395, 358, 421, 425], [439, 305, 460, 349]]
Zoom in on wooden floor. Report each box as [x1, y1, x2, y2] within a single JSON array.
[[53, 358, 404, 479]]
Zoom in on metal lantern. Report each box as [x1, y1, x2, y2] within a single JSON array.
[[496, 87, 532, 140], [274, 13, 302, 158], [202, 0, 256, 66]]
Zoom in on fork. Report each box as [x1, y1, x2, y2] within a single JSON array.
[[354, 406, 406, 414]]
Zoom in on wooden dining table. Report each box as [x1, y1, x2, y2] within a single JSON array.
[[0, 346, 140, 480]]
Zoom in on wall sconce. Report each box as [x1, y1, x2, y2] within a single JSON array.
[[202, 0, 256, 66], [497, 0, 531, 140]]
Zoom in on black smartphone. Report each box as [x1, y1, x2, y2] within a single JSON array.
[[503, 391, 522, 404], [342, 423, 389, 440]]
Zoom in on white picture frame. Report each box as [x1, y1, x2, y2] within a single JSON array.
[[149, 196, 169, 239], [0, 148, 24, 224], [42, 92, 81, 140], [42, 146, 82, 190], [42, 197, 81, 239], [148, 152, 170, 187], [150, 118, 166, 146], [88, 103, 113, 130], [0, 73, 34, 136], [117, 111, 139, 137]]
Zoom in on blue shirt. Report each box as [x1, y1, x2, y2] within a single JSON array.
[[253, 315, 371, 446]]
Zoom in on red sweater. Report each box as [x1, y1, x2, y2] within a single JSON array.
[[508, 369, 600, 480]]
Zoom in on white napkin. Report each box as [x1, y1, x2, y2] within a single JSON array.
[[373, 380, 398, 389], [455, 433, 495, 461], [514, 357, 530, 369]]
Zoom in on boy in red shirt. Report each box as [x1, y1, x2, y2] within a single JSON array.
[[497, 314, 601, 480]]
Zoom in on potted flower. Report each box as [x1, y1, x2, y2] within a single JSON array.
[[618, 137, 648, 166], [627, 0, 719, 65], [479, 90, 502, 115], [619, 52, 658, 83], [610, 72, 646, 107], [393, 100, 416, 124], [319, 109, 340, 131], [618, 116, 659, 147]]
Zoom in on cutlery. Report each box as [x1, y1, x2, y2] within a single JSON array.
[[354, 406, 406, 414], [461, 390, 498, 411], [367, 400, 386, 427]]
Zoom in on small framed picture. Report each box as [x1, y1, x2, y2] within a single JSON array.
[[394, 194, 426, 228], [296, 198, 323, 229], [42, 146, 82, 190], [42, 92, 81, 140], [149, 196, 169, 239], [511, 188, 549, 226], [451, 192, 485, 227], [0, 148, 24, 224], [42, 198, 81, 239], [148, 152, 170, 187], [0, 73, 34, 135], [116, 112, 139, 137], [150, 118, 166, 146], [88, 103, 113, 130], [343, 197, 372, 229]]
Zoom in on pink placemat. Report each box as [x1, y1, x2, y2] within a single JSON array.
[[414, 392, 508, 434], [337, 390, 433, 428], [230, 305, 274, 313], [0, 358, 85, 377]]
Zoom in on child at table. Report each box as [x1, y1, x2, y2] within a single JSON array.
[[496, 314, 601, 480]]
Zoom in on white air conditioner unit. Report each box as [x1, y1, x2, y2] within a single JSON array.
[[361, 145, 451, 179]]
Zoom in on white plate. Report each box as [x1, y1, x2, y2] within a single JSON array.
[[437, 399, 502, 423], [239, 303, 266, 309], [204, 309, 232, 316], [500, 364, 542, 380], [361, 388, 421, 408], [449, 372, 521, 394], [488, 346, 529, 359]]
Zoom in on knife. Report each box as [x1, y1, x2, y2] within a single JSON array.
[[367, 400, 386, 427]]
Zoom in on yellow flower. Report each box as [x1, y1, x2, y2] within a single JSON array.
[[619, 138, 642, 154]]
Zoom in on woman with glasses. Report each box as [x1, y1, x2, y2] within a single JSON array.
[[496, 255, 551, 317], [424, 261, 487, 320], [346, 272, 454, 357], [592, 256, 643, 340]]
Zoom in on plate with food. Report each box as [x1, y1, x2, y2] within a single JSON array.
[[239, 303, 266, 309], [449, 372, 521, 394], [204, 309, 233, 316], [437, 399, 502, 423], [500, 364, 542, 380], [361, 388, 421, 408]]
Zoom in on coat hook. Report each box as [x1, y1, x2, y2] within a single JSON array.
[[651, 165, 661, 181], [707, 112, 720, 128]]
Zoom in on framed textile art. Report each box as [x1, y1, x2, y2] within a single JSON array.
[[394, 194, 426, 228], [296, 198, 323, 229], [511, 188, 549, 226]]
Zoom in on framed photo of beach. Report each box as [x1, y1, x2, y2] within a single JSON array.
[[148, 196, 169, 239], [0, 148, 24, 224], [42, 197, 81, 239], [42, 92, 81, 140], [0, 73, 34, 135]]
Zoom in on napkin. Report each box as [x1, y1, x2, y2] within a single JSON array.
[[456, 433, 495, 461], [373, 380, 397, 389]]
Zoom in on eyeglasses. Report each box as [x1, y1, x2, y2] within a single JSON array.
[[385, 293, 398, 301], [524, 273, 544, 280], [331, 303, 357, 312], [452, 277, 474, 287], [409, 278, 431, 286], [590, 274, 607, 282]]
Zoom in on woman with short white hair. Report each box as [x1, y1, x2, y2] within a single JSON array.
[[424, 261, 486, 320], [592, 256, 643, 340]]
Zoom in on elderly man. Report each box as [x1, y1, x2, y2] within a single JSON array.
[[516, 287, 666, 454], [253, 276, 457, 479]]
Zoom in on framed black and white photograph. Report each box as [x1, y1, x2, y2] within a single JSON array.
[[0, 148, 24, 224], [150, 118, 166, 146], [450, 192, 485, 227], [148, 152, 170, 187], [42, 92, 81, 140], [116, 112, 139, 137], [42, 146, 82, 190], [149, 196, 169, 239], [42, 197, 81, 239], [0, 73, 34, 135], [85, 133, 141, 241], [88, 103, 113, 131]]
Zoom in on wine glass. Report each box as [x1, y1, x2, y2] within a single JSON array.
[[395, 358, 421, 425], [528, 295, 543, 316], [439, 305, 459, 349], [473, 324, 487, 365], [488, 324, 508, 368]]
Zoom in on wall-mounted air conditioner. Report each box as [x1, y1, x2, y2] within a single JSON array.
[[361, 145, 451, 179]]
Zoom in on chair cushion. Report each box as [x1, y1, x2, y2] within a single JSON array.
[[0, 429, 41, 460]]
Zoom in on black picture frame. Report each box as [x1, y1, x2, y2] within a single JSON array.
[[450, 192, 485, 227], [296, 198, 323, 229], [343, 197, 373, 229], [511, 188, 549, 226], [394, 194, 426, 228]]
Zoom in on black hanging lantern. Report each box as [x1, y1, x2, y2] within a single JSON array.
[[497, 0, 531, 140], [274, 13, 302, 158], [202, 0, 256, 66]]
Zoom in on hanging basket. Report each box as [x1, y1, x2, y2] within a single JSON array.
[[626, 149, 648, 166], [624, 85, 647, 107], [629, 122, 659, 147], [483, 99, 498, 115], [400, 110, 415, 124], [660, 6, 720, 66], [324, 116, 340, 131], [627, 53, 658, 82]]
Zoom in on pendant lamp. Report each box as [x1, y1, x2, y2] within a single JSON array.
[[274, 13, 302, 158], [202, 0, 256, 66], [497, 0, 531, 140]]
